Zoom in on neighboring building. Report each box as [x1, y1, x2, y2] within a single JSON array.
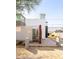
[[16, 13, 32, 42], [48, 27, 63, 33]]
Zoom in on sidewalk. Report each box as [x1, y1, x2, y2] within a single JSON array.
[[29, 38, 57, 47]]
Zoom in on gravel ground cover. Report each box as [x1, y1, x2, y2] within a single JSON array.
[[16, 46, 63, 59]]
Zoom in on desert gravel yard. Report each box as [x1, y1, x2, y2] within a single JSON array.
[[16, 46, 63, 59]]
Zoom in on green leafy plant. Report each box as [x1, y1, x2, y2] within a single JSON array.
[[16, 0, 41, 13]]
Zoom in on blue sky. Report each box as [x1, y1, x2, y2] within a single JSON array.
[[24, 0, 63, 27]]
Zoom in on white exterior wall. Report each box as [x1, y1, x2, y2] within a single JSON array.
[[26, 19, 45, 39], [16, 26, 32, 41]]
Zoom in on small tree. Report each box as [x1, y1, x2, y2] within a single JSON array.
[[16, 0, 42, 13], [16, 0, 42, 26]]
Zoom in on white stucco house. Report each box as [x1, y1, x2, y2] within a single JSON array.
[[16, 14, 46, 45], [16, 13, 63, 47], [25, 18, 46, 39]]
